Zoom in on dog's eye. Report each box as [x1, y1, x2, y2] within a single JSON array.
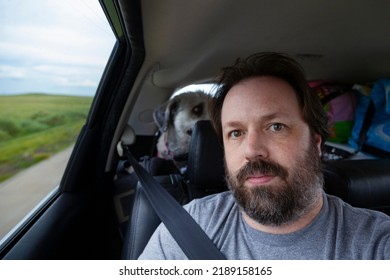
[[192, 104, 203, 116]]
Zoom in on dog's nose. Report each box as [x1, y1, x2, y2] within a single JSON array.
[[186, 129, 193, 136]]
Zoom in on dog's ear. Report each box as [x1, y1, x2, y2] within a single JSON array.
[[153, 99, 180, 132], [153, 101, 169, 131]]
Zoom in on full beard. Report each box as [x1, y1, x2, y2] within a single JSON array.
[[226, 138, 324, 227]]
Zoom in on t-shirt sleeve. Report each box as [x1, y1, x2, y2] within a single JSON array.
[[138, 222, 188, 260]]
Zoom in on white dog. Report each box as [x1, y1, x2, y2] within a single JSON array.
[[153, 91, 210, 170]]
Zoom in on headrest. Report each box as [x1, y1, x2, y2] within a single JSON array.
[[323, 159, 390, 214], [186, 120, 227, 198]]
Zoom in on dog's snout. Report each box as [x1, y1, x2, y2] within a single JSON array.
[[186, 129, 193, 136]]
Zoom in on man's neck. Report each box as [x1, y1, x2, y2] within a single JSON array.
[[242, 195, 324, 234]]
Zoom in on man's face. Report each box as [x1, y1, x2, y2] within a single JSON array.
[[221, 76, 323, 226]]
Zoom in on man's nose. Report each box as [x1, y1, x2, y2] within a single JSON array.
[[244, 130, 269, 160]]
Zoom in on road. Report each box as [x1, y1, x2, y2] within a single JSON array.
[[0, 146, 73, 240]]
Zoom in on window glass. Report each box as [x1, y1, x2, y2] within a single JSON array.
[[0, 0, 115, 240]]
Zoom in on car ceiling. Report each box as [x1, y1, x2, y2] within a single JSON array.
[[142, 0, 390, 87], [108, 0, 390, 138]]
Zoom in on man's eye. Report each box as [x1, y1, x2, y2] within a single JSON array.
[[229, 130, 242, 138], [270, 123, 285, 132]]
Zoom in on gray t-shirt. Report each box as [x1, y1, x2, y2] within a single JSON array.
[[138, 191, 390, 259]]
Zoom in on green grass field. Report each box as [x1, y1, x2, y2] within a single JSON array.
[[0, 94, 93, 182]]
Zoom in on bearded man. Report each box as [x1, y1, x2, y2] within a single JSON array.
[[138, 52, 390, 260]]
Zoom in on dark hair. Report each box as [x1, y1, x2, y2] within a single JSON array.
[[209, 52, 329, 146]]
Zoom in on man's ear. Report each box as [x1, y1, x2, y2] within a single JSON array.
[[315, 134, 322, 156]]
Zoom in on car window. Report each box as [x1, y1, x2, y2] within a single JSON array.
[[0, 0, 115, 241]]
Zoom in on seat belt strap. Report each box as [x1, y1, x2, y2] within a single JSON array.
[[123, 146, 226, 260]]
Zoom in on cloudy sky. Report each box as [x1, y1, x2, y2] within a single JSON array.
[[0, 0, 115, 96]]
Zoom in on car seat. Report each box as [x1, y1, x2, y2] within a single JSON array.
[[184, 120, 228, 199], [121, 120, 227, 259], [323, 159, 390, 215]]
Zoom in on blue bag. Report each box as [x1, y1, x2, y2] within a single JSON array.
[[349, 78, 390, 156]]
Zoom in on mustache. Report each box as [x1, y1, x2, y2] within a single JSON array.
[[235, 158, 288, 184]]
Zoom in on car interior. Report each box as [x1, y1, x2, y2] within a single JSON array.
[[1, 0, 390, 260]]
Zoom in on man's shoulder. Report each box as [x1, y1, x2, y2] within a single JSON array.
[[325, 193, 390, 224]]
